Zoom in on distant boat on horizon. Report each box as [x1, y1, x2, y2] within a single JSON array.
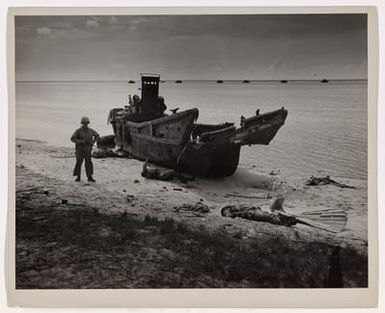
[[280, 80, 288, 83], [128, 80, 135, 84], [242, 80, 250, 84], [217, 80, 224, 83], [175, 80, 182, 83], [321, 79, 329, 83]]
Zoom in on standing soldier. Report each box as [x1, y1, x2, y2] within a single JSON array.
[[158, 96, 167, 115], [71, 116, 99, 182]]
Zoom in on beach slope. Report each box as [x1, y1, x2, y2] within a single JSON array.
[[15, 139, 368, 288]]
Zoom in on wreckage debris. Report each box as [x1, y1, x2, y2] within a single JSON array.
[[306, 176, 356, 189], [96, 135, 116, 149], [269, 197, 285, 213], [126, 195, 135, 203], [92, 148, 118, 158], [92, 148, 132, 158], [296, 209, 348, 233]]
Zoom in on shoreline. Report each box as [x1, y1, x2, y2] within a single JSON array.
[[15, 138, 368, 241], [14, 138, 368, 288]]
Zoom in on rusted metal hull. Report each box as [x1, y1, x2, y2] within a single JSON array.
[[177, 143, 241, 176], [114, 109, 198, 168], [112, 107, 288, 177]]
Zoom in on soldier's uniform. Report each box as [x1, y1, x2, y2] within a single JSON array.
[[71, 117, 99, 181]]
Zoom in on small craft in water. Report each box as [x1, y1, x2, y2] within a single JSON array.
[[217, 80, 224, 83], [321, 79, 329, 83], [108, 73, 288, 177]]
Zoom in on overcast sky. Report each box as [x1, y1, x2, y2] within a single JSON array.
[[15, 14, 367, 81]]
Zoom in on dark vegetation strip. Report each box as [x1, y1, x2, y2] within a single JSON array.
[[16, 195, 368, 289]]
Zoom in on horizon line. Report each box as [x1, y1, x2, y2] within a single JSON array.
[[16, 78, 368, 83]]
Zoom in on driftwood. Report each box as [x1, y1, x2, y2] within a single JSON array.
[[306, 176, 356, 189]]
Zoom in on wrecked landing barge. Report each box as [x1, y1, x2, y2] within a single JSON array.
[[108, 74, 288, 177]]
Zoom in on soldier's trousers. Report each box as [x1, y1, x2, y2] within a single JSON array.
[[73, 146, 93, 177]]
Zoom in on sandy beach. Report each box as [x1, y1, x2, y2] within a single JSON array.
[[15, 138, 368, 288]]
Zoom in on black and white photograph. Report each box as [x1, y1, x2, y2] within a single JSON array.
[[12, 10, 371, 294]]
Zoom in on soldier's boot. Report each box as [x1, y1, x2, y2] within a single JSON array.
[[88, 176, 96, 182]]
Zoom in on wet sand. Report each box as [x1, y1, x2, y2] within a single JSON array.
[[14, 139, 368, 288]]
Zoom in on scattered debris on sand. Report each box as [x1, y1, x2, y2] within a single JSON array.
[[92, 148, 132, 158], [92, 135, 133, 158], [13, 139, 368, 288], [295, 209, 348, 233], [96, 134, 116, 149], [269, 196, 285, 213], [306, 176, 356, 189], [269, 169, 280, 176]]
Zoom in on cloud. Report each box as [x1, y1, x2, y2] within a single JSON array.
[[86, 19, 99, 28], [50, 22, 72, 31], [36, 27, 51, 37]]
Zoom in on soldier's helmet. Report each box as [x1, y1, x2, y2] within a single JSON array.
[[133, 94, 140, 102], [81, 116, 90, 124]]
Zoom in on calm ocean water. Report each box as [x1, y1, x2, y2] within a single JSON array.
[[16, 81, 367, 180]]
